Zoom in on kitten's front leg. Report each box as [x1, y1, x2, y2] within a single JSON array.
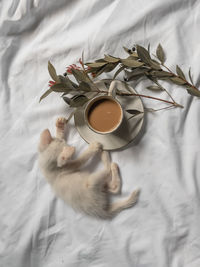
[[67, 142, 102, 169], [57, 146, 75, 167], [56, 117, 67, 139]]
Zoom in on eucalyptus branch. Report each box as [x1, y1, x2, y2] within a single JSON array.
[[41, 43, 200, 110]]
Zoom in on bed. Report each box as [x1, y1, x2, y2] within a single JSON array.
[[0, 0, 200, 266]]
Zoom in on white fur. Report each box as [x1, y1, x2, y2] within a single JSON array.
[[38, 118, 139, 219]]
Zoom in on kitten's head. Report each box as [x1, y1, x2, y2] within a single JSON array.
[[38, 129, 75, 168]]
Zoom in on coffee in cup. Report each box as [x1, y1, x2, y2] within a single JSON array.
[[84, 81, 123, 134]]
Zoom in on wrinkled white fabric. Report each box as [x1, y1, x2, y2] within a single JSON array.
[[0, 0, 200, 266]]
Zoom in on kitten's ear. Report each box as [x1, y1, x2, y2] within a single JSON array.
[[38, 129, 53, 152]]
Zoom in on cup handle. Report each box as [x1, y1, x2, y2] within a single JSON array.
[[108, 80, 119, 98]]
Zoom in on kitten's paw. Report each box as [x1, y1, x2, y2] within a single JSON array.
[[57, 146, 75, 167], [90, 142, 102, 152], [129, 189, 140, 204], [56, 117, 67, 129], [111, 162, 118, 171]]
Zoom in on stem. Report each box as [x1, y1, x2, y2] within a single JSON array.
[[154, 80, 176, 103], [94, 90, 183, 108], [66, 110, 76, 122], [145, 105, 175, 112]]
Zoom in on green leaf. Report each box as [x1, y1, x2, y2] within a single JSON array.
[[104, 55, 120, 63], [121, 58, 144, 67], [51, 83, 70, 92], [189, 68, 194, 85], [39, 88, 52, 102], [146, 85, 163, 91], [156, 44, 165, 64], [113, 66, 125, 79], [170, 77, 186, 85], [136, 45, 151, 64], [48, 61, 59, 82], [186, 86, 200, 97], [176, 65, 186, 79], [86, 62, 107, 68]]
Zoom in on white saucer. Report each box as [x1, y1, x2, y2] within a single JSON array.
[[74, 80, 144, 151]]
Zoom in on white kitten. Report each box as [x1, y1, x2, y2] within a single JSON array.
[[38, 117, 139, 219]]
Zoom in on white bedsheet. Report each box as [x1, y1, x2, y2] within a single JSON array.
[[1, 0, 200, 266]]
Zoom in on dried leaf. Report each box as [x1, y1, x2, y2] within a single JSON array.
[[113, 66, 125, 79], [86, 62, 107, 68], [176, 65, 186, 79], [145, 108, 156, 112], [62, 96, 71, 105], [70, 95, 89, 107], [58, 75, 77, 90], [146, 85, 163, 91], [94, 64, 117, 77], [188, 68, 194, 85], [123, 46, 132, 55], [150, 70, 173, 77], [170, 77, 186, 85], [126, 109, 143, 115], [136, 45, 151, 64], [124, 69, 147, 81], [156, 44, 165, 64], [48, 61, 59, 82], [71, 69, 90, 83], [104, 55, 120, 63], [148, 43, 150, 53], [51, 83, 70, 92], [39, 88, 52, 102], [103, 63, 118, 72], [121, 59, 144, 67], [186, 86, 200, 97], [149, 59, 161, 70], [79, 81, 91, 92], [95, 58, 106, 63], [130, 52, 139, 59]]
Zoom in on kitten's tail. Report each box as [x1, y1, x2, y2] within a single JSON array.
[[107, 189, 140, 217]]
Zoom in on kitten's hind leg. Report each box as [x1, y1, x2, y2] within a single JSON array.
[[101, 151, 111, 170], [56, 117, 67, 139], [87, 169, 111, 191], [101, 151, 121, 194], [107, 163, 121, 194]]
